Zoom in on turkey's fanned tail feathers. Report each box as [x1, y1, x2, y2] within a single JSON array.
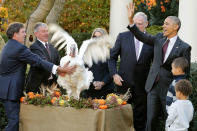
[[48, 23, 78, 54], [79, 35, 114, 67], [48, 23, 115, 99]]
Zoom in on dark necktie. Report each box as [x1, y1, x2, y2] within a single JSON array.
[[162, 39, 170, 61], [45, 43, 53, 79], [45, 43, 51, 57], [155, 39, 170, 83]]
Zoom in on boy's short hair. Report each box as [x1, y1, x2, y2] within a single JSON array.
[[172, 57, 189, 72], [175, 79, 192, 96]]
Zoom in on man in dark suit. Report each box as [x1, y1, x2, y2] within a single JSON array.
[[108, 12, 153, 131], [0, 22, 76, 131], [25, 22, 60, 93], [127, 3, 191, 131]]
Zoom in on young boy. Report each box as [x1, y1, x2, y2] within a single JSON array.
[[166, 57, 189, 111], [165, 79, 194, 131]]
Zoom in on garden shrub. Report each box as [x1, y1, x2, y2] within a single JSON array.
[[0, 102, 7, 130], [134, 0, 179, 25], [189, 63, 197, 131], [146, 25, 163, 35]]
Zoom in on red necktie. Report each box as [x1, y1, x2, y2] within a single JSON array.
[[155, 39, 170, 83], [162, 39, 170, 61]]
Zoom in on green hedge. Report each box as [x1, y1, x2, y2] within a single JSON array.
[[0, 102, 7, 130], [189, 63, 197, 131], [0, 33, 8, 43], [0, 33, 8, 52], [146, 25, 163, 35], [135, 0, 179, 25]]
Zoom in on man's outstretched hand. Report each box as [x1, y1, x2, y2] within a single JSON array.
[[57, 62, 77, 76], [127, 2, 135, 25]]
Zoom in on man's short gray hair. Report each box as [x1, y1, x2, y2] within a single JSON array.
[[34, 22, 48, 33], [133, 12, 148, 23], [167, 16, 181, 31]]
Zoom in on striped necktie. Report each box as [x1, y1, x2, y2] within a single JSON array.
[[45, 43, 51, 57], [162, 39, 170, 62]]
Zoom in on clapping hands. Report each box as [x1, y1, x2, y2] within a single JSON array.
[[93, 81, 105, 90]]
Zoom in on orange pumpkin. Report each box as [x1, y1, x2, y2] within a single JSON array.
[[52, 97, 57, 100], [54, 91, 61, 97], [99, 105, 108, 109], [28, 92, 34, 97], [51, 99, 56, 104], [98, 99, 106, 105], [29, 95, 34, 99], [122, 101, 127, 105], [20, 97, 25, 103], [35, 93, 41, 98], [93, 99, 99, 103]]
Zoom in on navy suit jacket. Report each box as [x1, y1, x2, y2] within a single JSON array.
[[127, 25, 191, 93], [0, 39, 53, 101], [108, 31, 153, 94], [25, 40, 60, 92], [89, 61, 114, 91]]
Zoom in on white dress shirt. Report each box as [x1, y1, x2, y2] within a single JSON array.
[[163, 35, 178, 63], [37, 39, 48, 48], [165, 100, 194, 131], [134, 36, 143, 60], [37, 39, 58, 75]]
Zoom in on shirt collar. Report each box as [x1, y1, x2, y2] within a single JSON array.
[[37, 39, 48, 47], [168, 35, 178, 44]]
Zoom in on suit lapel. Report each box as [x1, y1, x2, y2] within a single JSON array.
[[138, 32, 149, 62], [164, 37, 180, 64], [37, 40, 51, 61], [159, 37, 167, 64], [128, 32, 137, 61]]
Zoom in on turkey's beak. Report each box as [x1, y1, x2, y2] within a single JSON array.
[[69, 44, 76, 57], [69, 49, 75, 57]]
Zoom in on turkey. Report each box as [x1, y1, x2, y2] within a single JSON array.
[[57, 44, 93, 99], [48, 24, 114, 99]]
